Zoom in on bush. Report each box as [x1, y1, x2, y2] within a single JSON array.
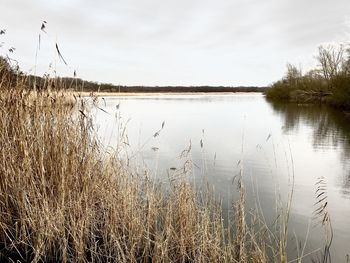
[[330, 75, 350, 108], [265, 80, 292, 100]]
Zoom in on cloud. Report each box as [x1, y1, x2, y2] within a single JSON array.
[[1, 0, 349, 85]]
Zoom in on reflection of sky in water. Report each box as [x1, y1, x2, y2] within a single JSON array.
[[90, 94, 350, 262]]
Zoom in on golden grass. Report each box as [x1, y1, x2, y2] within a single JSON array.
[[0, 60, 300, 262]]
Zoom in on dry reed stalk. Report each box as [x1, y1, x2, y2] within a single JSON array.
[[0, 57, 299, 262]]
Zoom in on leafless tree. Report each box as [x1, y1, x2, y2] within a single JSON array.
[[284, 63, 302, 87], [317, 44, 346, 82]]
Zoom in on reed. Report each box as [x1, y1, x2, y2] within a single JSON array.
[[0, 57, 321, 262]]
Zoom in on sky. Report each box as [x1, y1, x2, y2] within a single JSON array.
[[0, 0, 350, 86]]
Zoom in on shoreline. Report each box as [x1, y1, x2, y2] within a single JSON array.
[[74, 91, 264, 97]]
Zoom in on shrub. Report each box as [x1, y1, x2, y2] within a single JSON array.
[[330, 75, 350, 108]]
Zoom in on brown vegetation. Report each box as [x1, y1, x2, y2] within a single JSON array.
[[0, 55, 296, 263], [0, 54, 338, 262]]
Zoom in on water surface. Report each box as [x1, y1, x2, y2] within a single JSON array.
[[91, 93, 350, 262]]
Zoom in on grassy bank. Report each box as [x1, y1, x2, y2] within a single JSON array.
[[265, 44, 350, 110]]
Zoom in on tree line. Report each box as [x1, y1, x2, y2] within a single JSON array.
[[0, 56, 265, 93]]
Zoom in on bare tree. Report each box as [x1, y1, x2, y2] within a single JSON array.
[[284, 63, 302, 87], [317, 44, 346, 82], [342, 45, 350, 75]]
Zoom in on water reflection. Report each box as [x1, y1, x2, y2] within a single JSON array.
[[92, 94, 350, 261], [267, 99, 350, 195]]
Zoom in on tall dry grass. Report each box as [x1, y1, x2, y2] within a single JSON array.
[[0, 58, 296, 262]]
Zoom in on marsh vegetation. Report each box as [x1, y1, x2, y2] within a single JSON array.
[[0, 32, 348, 261], [3, 43, 347, 262], [0, 56, 304, 262]]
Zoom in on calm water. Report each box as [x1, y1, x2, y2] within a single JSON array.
[[91, 93, 350, 262]]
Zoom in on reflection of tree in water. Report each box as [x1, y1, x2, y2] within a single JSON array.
[[266, 98, 350, 193], [344, 170, 350, 196]]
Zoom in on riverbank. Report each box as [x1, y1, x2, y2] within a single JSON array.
[[75, 91, 264, 97], [265, 44, 350, 110]]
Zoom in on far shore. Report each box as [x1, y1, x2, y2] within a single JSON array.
[[75, 91, 264, 97]]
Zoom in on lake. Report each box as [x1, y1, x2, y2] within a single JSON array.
[[90, 93, 350, 262]]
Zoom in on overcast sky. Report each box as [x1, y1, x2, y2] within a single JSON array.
[[1, 0, 350, 86]]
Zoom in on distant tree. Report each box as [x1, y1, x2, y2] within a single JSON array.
[[317, 44, 346, 82], [267, 43, 350, 107], [285, 63, 302, 86], [342, 45, 350, 75]]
